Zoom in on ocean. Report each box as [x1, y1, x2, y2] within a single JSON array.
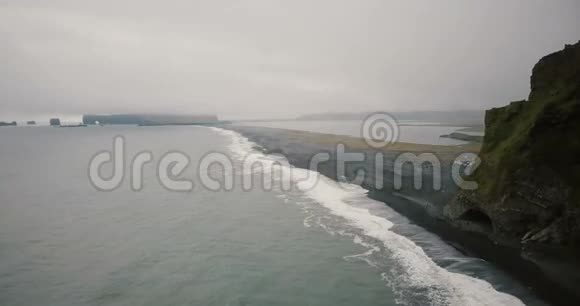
[[0, 126, 543, 305]]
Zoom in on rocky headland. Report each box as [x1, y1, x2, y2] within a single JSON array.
[[442, 41, 580, 301], [445, 42, 580, 252]]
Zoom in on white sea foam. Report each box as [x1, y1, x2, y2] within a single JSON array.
[[210, 127, 526, 306], [343, 235, 381, 268], [293, 170, 524, 306]]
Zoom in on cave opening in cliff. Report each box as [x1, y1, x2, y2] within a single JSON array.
[[459, 209, 493, 231]]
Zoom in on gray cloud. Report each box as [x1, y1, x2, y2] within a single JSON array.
[[1, 0, 580, 120]]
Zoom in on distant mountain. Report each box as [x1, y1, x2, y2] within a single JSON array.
[[82, 114, 219, 125], [296, 110, 485, 125]]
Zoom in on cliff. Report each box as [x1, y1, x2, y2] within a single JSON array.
[[49, 118, 61, 126], [82, 114, 218, 125], [445, 41, 580, 248]]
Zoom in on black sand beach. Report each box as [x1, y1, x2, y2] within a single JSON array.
[[226, 125, 580, 306]]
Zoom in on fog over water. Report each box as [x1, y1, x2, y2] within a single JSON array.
[[1, 1, 580, 121]]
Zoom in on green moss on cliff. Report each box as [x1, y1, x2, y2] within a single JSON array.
[[450, 41, 580, 245], [475, 42, 580, 206]]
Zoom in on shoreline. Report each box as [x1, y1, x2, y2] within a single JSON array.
[[226, 124, 579, 306]]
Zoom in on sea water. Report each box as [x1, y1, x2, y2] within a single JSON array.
[[0, 126, 542, 305]]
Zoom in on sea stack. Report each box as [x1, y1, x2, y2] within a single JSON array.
[[49, 118, 61, 126]]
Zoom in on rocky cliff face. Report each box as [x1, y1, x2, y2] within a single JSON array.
[[445, 41, 580, 247]]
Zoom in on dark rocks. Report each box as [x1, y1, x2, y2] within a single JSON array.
[[49, 118, 61, 126]]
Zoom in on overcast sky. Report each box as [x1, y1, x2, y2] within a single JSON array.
[[1, 0, 579, 121]]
